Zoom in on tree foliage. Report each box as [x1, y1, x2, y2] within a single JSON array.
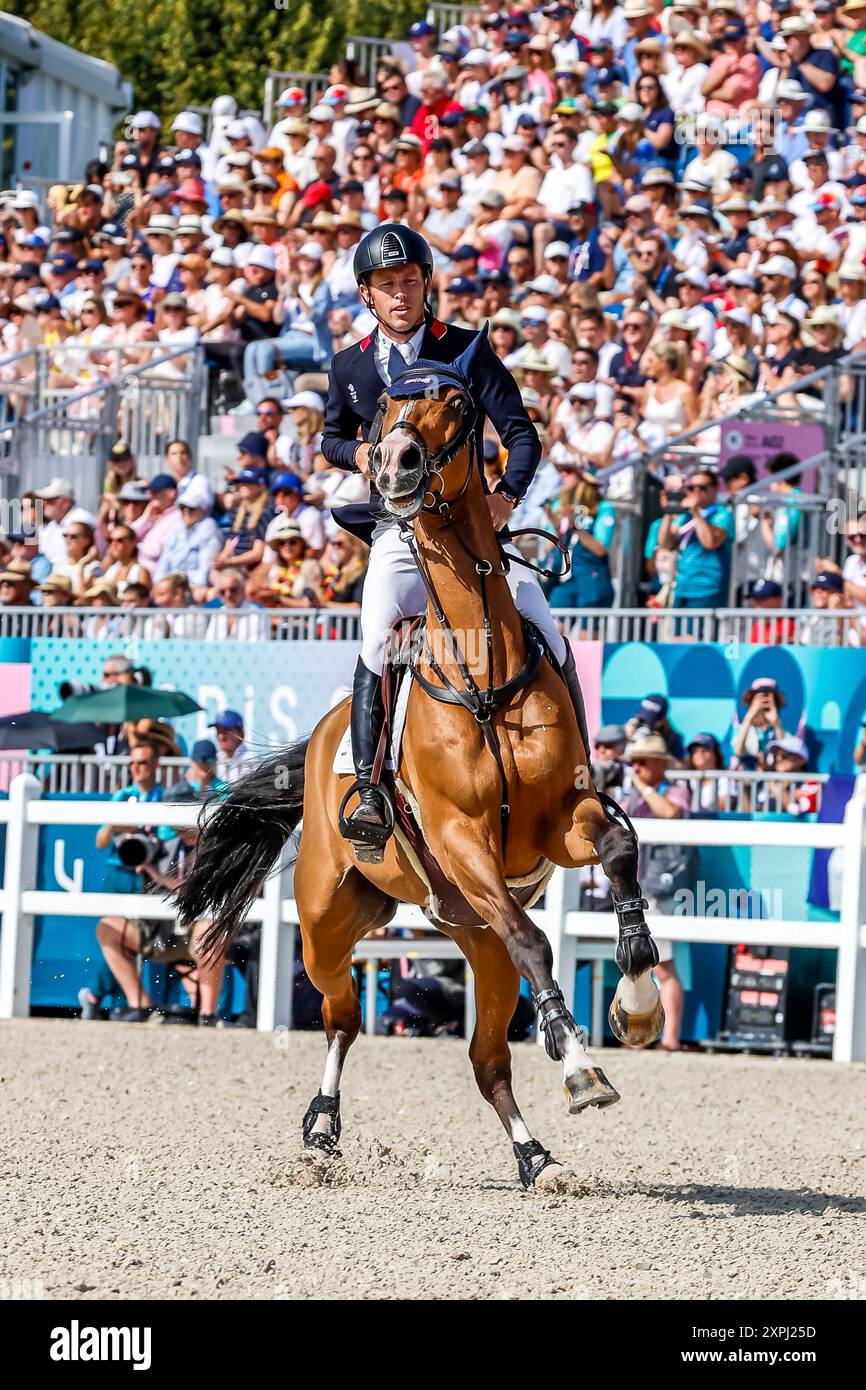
[[5, 0, 425, 117]]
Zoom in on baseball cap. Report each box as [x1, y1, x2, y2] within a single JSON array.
[[34, 477, 75, 500], [680, 267, 709, 289], [525, 273, 562, 296], [726, 269, 757, 288], [171, 111, 203, 137], [50, 253, 77, 273], [759, 255, 797, 279], [751, 579, 784, 601], [595, 725, 627, 747], [131, 110, 160, 129], [812, 570, 844, 593], [519, 304, 548, 323], [270, 470, 304, 493], [544, 240, 570, 259], [178, 476, 214, 510], [638, 694, 669, 724], [147, 473, 177, 493], [408, 19, 436, 37], [237, 431, 269, 460], [723, 17, 747, 38], [447, 276, 479, 295], [191, 738, 218, 764], [451, 243, 479, 261], [236, 466, 269, 485], [118, 481, 150, 503], [767, 734, 809, 761], [285, 390, 325, 412], [687, 733, 722, 754], [247, 245, 276, 271], [210, 709, 244, 731]]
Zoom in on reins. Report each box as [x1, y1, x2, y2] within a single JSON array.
[[376, 376, 568, 856]]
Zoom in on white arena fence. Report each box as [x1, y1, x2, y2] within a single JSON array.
[[0, 754, 832, 817], [0, 605, 863, 648], [0, 774, 864, 1063]]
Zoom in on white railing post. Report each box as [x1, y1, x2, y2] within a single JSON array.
[[0, 774, 40, 1019], [256, 855, 295, 1032], [534, 867, 580, 1043], [834, 794, 866, 1063]]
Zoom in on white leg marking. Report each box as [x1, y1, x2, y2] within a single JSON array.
[[561, 1027, 592, 1083], [508, 1114, 533, 1145], [616, 970, 659, 1015], [312, 1039, 343, 1136]]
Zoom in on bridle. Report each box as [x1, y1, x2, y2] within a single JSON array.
[[371, 368, 559, 856], [371, 371, 477, 521]]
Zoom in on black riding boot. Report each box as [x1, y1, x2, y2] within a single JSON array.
[[559, 642, 591, 758], [339, 657, 394, 853]]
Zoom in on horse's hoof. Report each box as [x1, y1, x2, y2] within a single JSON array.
[[532, 1159, 566, 1189], [563, 1066, 621, 1114], [608, 994, 665, 1050], [302, 1132, 342, 1159], [514, 1138, 563, 1189]]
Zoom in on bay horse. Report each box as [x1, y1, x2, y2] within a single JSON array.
[[177, 331, 663, 1190]]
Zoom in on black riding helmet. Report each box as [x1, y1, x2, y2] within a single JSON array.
[[353, 223, 434, 283]]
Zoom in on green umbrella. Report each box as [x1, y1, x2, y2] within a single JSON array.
[[51, 685, 202, 724]]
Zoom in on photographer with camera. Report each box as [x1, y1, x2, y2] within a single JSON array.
[[80, 740, 177, 1022]]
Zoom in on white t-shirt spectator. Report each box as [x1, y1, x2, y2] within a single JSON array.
[[537, 160, 593, 218]]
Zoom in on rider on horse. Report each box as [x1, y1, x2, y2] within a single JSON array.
[[322, 223, 589, 854]]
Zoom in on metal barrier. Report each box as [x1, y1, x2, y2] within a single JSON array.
[[346, 35, 400, 82], [1, 775, 863, 1061], [2, 344, 205, 510], [603, 345, 866, 605], [0, 603, 861, 646], [262, 71, 329, 129], [427, 3, 480, 29], [0, 753, 829, 809]]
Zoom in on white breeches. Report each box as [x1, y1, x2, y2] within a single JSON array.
[[359, 523, 568, 674]]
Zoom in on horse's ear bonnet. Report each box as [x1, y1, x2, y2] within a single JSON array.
[[386, 325, 488, 401]]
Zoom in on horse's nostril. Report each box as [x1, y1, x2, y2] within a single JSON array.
[[401, 446, 422, 472]]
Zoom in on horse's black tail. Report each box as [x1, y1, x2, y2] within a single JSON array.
[[174, 737, 310, 960]]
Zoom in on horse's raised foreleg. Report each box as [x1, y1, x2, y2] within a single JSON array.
[[562, 792, 664, 1049], [450, 924, 565, 1188], [446, 832, 620, 1115], [296, 848, 396, 1156]]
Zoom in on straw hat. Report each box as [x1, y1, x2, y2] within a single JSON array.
[[624, 734, 673, 763], [0, 557, 35, 586], [130, 718, 182, 755], [82, 579, 119, 603]]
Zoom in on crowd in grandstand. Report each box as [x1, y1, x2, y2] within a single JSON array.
[[2, 0, 866, 624]]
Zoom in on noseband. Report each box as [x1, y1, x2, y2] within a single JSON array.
[[371, 376, 477, 518]]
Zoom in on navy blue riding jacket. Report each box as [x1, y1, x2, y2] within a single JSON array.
[[321, 317, 541, 544]]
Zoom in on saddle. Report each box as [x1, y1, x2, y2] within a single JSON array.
[[369, 619, 554, 930]]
